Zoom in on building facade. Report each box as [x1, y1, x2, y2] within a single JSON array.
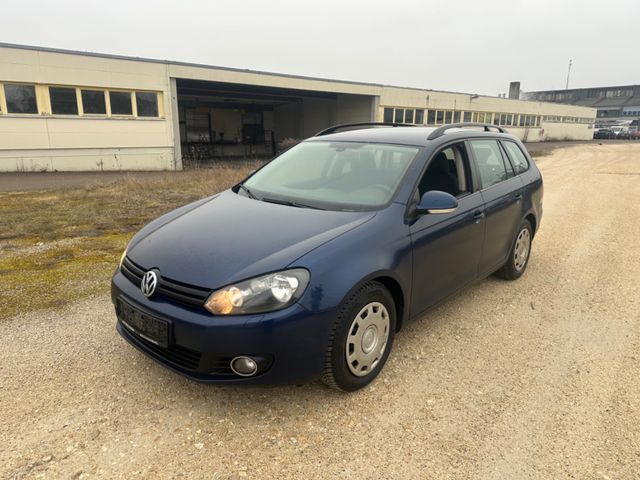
[[0, 43, 597, 172], [524, 85, 640, 126]]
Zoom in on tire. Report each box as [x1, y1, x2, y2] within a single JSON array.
[[495, 219, 533, 281], [322, 281, 396, 391]]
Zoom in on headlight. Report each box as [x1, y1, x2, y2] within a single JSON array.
[[119, 249, 127, 268], [204, 269, 310, 315]]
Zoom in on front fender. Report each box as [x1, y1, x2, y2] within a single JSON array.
[[293, 204, 413, 328]]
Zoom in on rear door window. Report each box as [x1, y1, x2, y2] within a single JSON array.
[[501, 141, 530, 174], [469, 139, 509, 189]]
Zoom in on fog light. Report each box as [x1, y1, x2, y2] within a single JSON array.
[[230, 356, 258, 376]]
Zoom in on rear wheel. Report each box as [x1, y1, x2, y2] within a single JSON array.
[[495, 219, 533, 280], [322, 282, 396, 391]]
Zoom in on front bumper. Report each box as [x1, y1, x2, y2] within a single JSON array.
[[111, 270, 334, 384]]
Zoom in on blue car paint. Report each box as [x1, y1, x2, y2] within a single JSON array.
[[111, 128, 543, 384], [126, 189, 376, 290]]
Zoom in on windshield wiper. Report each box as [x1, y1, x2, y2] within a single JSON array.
[[237, 183, 258, 200], [261, 197, 326, 210]]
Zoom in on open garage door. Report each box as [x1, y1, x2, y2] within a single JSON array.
[[174, 79, 376, 166]]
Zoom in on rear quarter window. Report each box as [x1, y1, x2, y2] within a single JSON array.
[[502, 141, 530, 174]]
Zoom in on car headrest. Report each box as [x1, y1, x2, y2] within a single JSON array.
[[432, 152, 450, 174]]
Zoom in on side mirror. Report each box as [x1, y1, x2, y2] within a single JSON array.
[[416, 191, 458, 215]]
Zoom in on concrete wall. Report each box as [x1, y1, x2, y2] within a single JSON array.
[[0, 43, 597, 171], [273, 102, 303, 142], [336, 94, 375, 124], [0, 45, 175, 172], [377, 86, 596, 142], [302, 98, 337, 138]]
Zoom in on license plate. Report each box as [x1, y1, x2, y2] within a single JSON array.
[[116, 298, 170, 348]]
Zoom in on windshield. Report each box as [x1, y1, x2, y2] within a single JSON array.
[[242, 141, 419, 210]]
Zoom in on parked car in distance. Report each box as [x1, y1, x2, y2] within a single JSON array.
[[594, 128, 615, 139], [631, 130, 640, 140], [111, 122, 543, 391]]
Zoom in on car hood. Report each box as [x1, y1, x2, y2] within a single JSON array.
[[127, 189, 375, 289]]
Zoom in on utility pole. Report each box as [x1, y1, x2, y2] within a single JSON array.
[[565, 59, 573, 90]]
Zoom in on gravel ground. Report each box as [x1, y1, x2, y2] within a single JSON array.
[[2, 143, 640, 479]]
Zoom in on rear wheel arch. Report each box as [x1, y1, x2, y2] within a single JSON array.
[[525, 213, 537, 237]]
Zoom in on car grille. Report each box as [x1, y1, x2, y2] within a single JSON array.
[[121, 256, 211, 307], [121, 325, 236, 376], [127, 327, 203, 370]]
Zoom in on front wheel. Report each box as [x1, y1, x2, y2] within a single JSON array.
[[322, 282, 396, 391], [495, 219, 533, 281]]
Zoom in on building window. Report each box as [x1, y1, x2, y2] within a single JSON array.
[[427, 110, 436, 125], [415, 109, 424, 124], [4, 83, 38, 114], [453, 111, 461, 123], [49, 87, 78, 115], [136, 92, 158, 117], [463, 111, 471, 122], [110, 91, 133, 115], [383, 107, 394, 123], [404, 109, 414, 123], [394, 108, 404, 123], [81, 90, 106, 114], [436, 110, 444, 124], [473, 112, 490, 123], [444, 111, 452, 124]]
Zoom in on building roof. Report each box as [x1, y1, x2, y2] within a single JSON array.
[[527, 84, 640, 95], [524, 84, 640, 110], [0, 42, 567, 106]]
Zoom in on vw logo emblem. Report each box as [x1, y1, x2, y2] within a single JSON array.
[[141, 270, 158, 297]]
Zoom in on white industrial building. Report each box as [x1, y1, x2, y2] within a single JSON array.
[[0, 43, 597, 172]]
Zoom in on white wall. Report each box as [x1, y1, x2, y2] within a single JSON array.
[[0, 45, 174, 171], [336, 94, 375, 124], [302, 98, 337, 138], [376, 86, 596, 142], [0, 44, 598, 171]]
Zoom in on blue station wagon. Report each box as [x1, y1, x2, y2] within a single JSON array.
[[111, 122, 543, 391]]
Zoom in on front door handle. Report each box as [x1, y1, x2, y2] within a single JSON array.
[[473, 210, 485, 223], [514, 193, 523, 202]]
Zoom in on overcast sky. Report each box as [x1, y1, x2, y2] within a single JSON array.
[[2, 0, 639, 95]]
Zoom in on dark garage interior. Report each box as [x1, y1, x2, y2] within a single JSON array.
[[175, 79, 375, 164]]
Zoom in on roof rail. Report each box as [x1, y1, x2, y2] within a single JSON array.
[[427, 122, 507, 140], [314, 122, 415, 137]]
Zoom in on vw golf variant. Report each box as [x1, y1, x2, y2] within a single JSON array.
[[112, 122, 543, 391]]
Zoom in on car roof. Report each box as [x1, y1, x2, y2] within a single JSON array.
[[305, 125, 518, 147]]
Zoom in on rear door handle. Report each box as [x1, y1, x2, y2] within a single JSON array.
[[473, 210, 484, 223]]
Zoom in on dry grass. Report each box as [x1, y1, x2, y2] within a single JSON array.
[[0, 163, 260, 320]]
